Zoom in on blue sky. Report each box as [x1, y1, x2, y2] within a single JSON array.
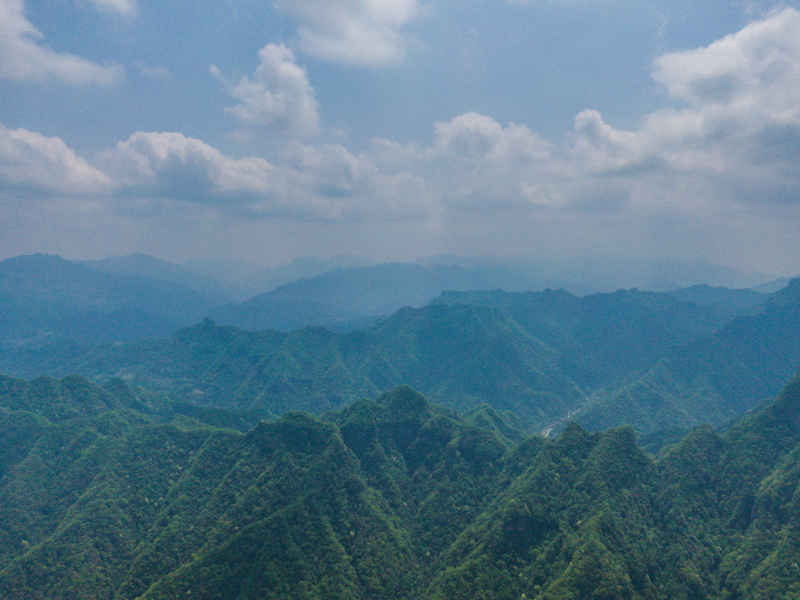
[[1, 0, 800, 274]]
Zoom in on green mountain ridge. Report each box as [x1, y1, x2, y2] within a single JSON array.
[[2, 284, 760, 433], [1, 280, 796, 437], [574, 279, 800, 433], [1, 375, 799, 598]]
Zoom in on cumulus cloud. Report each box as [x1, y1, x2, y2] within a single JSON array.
[[85, 0, 137, 18], [0, 122, 112, 194], [0, 0, 123, 85], [370, 113, 560, 211], [98, 132, 430, 220], [432, 112, 552, 164], [652, 8, 800, 117], [569, 8, 800, 213], [369, 9, 800, 219], [212, 44, 319, 138], [101, 131, 277, 204], [274, 0, 422, 66]]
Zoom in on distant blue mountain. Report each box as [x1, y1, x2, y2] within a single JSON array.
[[0, 254, 223, 343]]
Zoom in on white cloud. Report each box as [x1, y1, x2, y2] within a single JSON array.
[[653, 7, 800, 119], [280, 141, 432, 219], [84, 0, 137, 18], [432, 112, 552, 164], [101, 131, 276, 198], [274, 0, 422, 66], [0, 122, 112, 193], [370, 5, 800, 219], [0, 0, 123, 85], [369, 113, 560, 211], [568, 7, 800, 212], [212, 44, 319, 138], [99, 131, 430, 220]]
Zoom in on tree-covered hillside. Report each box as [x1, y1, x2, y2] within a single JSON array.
[[1, 375, 799, 598], [575, 278, 800, 433], [1, 285, 759, 432], [207, 260, 773, 333], [2, 279, 796, 436]]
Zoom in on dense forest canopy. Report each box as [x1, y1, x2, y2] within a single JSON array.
[[1, 376, 799, 598]]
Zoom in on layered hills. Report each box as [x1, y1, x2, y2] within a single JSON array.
[[1, 375, 799, 598], [207, 260, 775, 333], [2, 284, 772, 432], [0, 254, 225, 344], [575, 279, 800, 433], [5, 281, 797, 435]]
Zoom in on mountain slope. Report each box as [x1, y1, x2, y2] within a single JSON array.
[[82, 253, 230, 304], [4, 285, 741, 431], [0, 254, 222, 343], [4, 282, 795, 435], [1, 376, 799, 598], [576, 279, 800, 434], [207, 263, 504, 332]]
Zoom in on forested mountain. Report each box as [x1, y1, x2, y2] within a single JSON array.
[[1, 286, 763, 432], [0, 252, 777, 343], [1, 375, 798, 598], [0, 254, 224, 344], [0, 282, 791, 437], [575, 278, 800, 433], [207, 261, 773, 333], [206, 262, 537, 332]]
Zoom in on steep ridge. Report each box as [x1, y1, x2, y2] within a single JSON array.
[[433, 288, 739, 386], [0, 304, 586, 429], [2, 286, 762, 434], [1, 376, 799, 598], [576, 278, 800, 434]]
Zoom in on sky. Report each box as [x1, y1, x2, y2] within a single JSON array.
[[1, 0, 799, 274]]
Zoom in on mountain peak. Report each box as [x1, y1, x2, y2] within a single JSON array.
[[378, 385, 432, 420]]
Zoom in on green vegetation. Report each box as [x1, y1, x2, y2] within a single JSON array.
[[575, 279, 800, 433], [1, 374, 799, 598], [4, 282, 786, 435]]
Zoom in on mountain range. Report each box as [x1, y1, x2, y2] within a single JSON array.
[[1, 374, 798, 598], [3, 280, 797, 436], [0, 254, 223, 344], [2, 253, 787, 345]]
